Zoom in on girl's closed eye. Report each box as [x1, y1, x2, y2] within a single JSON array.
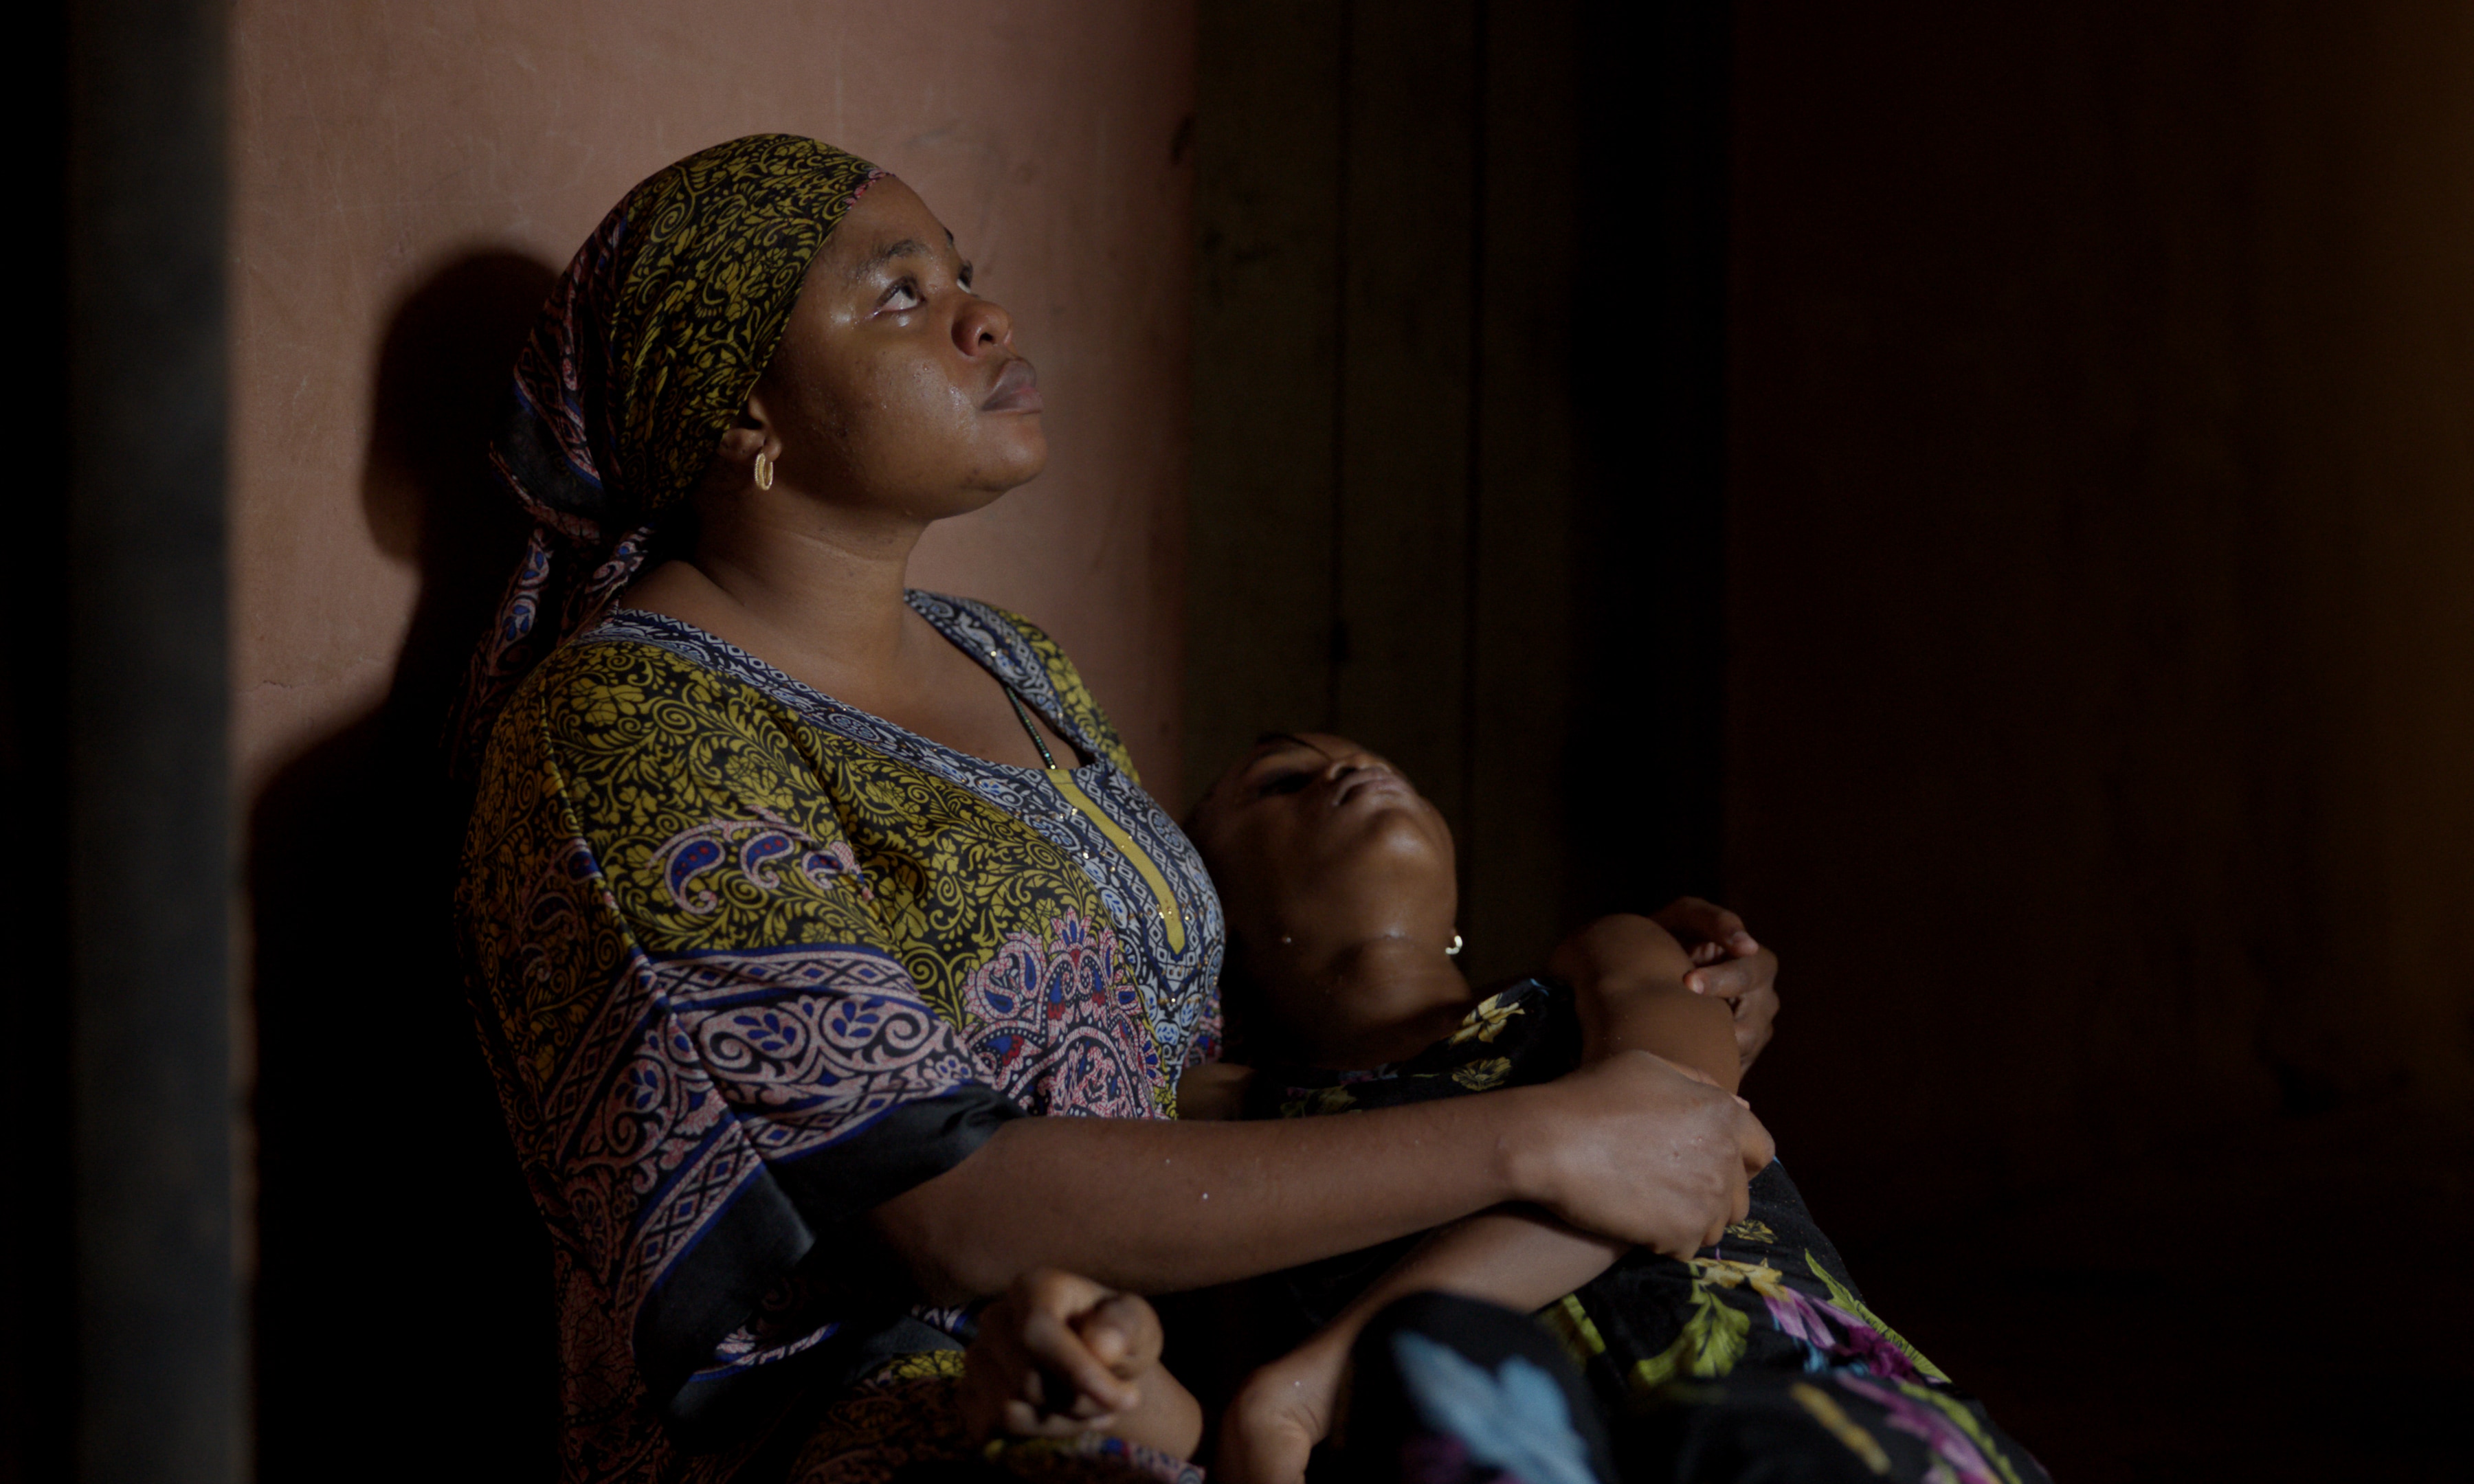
[[1254, 769, 1312, 799]]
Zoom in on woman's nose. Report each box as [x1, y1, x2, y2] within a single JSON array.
[[953, 295, 1015, 356]]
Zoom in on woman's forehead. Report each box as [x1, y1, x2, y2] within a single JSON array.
[[821, 179, 954, 269]]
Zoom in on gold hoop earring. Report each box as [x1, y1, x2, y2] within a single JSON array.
[[754, 451, 775, 491]]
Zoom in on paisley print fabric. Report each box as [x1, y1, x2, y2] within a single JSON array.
[[454, 134, 884, 771], [458, 592, 1224, 1484]]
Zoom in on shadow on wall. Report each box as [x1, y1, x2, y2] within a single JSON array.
[[248, 251, 557, 1482]]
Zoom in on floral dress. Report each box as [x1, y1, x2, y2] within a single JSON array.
[[1251, 981, 2050, 1484], [458, 594, 1221, 1484]]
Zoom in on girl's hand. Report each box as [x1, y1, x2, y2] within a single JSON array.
[[960, 1269, 1153, 1441], [1217, 1346, 1346, 1484]]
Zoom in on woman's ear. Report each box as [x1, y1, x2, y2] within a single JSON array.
[[715, 390, 772, 464]]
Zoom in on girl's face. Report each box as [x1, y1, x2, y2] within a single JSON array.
[[733, 176, 1048, 522], [1189, 732, 1460, 985]]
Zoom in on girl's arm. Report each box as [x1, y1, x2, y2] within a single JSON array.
[[1219, 919, 1754, 1484], [869, 1046, 1772, 1306], [1550, 912, 1745, 1092], [1218, 1204, 1628, 1484]]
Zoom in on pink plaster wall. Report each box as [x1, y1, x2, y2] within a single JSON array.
[[231, 0, 1197, 802]]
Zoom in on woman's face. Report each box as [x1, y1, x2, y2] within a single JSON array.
[[742, 176, 1047, 521], [1189, 732, 1458, 963]]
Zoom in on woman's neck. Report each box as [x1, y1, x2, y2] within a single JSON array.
[[625, 492, 930, 685], [1264, 936, 1479, 1071]]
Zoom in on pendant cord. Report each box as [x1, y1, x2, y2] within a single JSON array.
[[1005, 686, 1058, 770]]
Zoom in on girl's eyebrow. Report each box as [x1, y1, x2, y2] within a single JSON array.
[[1238, 734, 1326, 777]]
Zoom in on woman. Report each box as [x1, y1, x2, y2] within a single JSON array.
[[454, 135, 1775, 1484]]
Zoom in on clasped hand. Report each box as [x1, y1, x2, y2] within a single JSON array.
[[959, 1269, 1201, 1461]]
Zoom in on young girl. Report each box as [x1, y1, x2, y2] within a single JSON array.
[[967, 734, 2048, 1484]]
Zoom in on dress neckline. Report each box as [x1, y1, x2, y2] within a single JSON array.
[[589, 592, 1107, 783]]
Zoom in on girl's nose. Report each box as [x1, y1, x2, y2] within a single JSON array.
[[1323, 752, 1383, 780]]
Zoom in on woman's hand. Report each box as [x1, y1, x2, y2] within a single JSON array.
[[1515, 1049, 1773, 1257], [1653, 897, 1781, 1075], [959, 1269, 1201, 1457], [1217, 1345, 1347, 1484]]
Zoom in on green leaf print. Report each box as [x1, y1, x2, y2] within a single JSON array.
[[1629, 1283, 1750, 1395], [1805, 1250, 1950, 1384]]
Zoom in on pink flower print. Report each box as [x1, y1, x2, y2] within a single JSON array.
[[1816, 1301, 1922, 1381], [1832, 1375, 2001, 1484], [1762, 1289, 1836, 1356], [1759, 1289, 1924, 1383]]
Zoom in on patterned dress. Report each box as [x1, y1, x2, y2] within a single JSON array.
[[1251, 982, 2051, 1484], [458, 593, 1222, 1484]]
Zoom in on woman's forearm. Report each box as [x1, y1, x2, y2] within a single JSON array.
[[871, 1092, 1535, 1305], [873, 1047, 1768, 1306]]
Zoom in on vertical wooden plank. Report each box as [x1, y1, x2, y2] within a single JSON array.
[[1461, 1, 1586, 981], [1185, 0, 1347, 804], [1334, 0, 1481, 840], [1568, 0, 1736, 914], [1190, 0, 1686, 985]]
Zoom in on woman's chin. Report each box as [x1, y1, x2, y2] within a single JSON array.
[[951, 438, 1049, 508]]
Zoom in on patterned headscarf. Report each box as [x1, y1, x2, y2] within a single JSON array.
[[452, 134, 883, 770]]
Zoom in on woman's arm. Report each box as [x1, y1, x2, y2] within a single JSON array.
[[869, 1047, 1771, 1306]]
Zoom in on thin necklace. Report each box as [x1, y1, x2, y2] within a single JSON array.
[[1004, 686, 1058, 769]]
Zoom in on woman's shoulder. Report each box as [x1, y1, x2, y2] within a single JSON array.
[[482, 616, 808, 784], [906, 590, 1137, 776], [512, 619, 750, 720]]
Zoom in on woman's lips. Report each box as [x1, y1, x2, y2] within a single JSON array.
[[981, 359, 1043, 413]]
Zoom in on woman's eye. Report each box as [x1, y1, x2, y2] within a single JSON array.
[[1255, 771, 1311, 798], [884, 281, 922, 311]]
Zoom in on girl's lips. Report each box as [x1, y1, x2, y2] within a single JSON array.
[[1330, 770, 1409, 808], [981, 359, 1043, 413]]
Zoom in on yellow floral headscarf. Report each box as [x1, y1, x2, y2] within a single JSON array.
[[454, 134, 882, 767]]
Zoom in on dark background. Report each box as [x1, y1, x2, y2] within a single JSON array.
[[1188, 1, 2474, 1478], [12, 2, 2474, 1481]]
